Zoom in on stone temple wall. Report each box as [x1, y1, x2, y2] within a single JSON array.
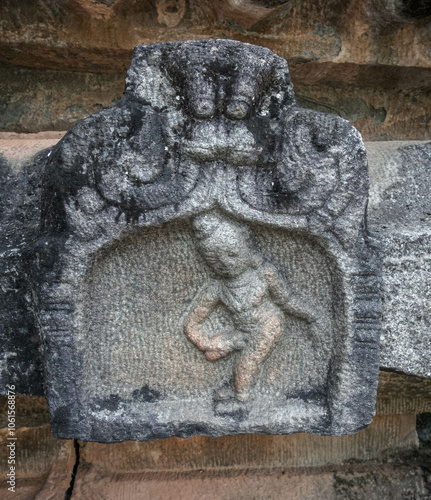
[[0, 0, 430, 141], [0, 2, 430, 499]]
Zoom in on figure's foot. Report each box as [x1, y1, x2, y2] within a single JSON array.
[[213, 384, 248, 419], [214, 398, 248, 420], [235, 390, 251, 403], [214, 384, 235, 402]]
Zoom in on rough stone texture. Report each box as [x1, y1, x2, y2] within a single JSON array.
[[294, 83, 431, 142], [0, 2, 429, 496], [2, 44, 431, 442], [70, 466, 431, 500], [0, 64, 124, 133], [0, 0, 430, 72], [2, 136, 431, 397], [0, 1, 430, 140], [0, 422, 75, 500], [377, 372, 431, 415], [367, 141, 431, 378], [0, 147, 48, 396], [0, 132, 65, 165], [417, 412, 431, 445], [1, 64, 429, 141], [77, 414, 418, 471], [0, 134, 65, 398], [10, 39, 378, 442], [1, 385, 430, 499]]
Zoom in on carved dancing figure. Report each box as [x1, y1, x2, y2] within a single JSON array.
[[184, 211, 319, 415]]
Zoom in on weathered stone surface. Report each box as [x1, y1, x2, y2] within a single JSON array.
[[0, 134, 66, 397], [70, 466, 430, 500], [0, 64, 124, 133], [0, 395, 50, 428], [0, 149, 47, 396], [294, 83, 431, 142], [417, 412, 431, 445], [0, 0, 430, 73], [0, 393, 429, 498], [3, 136, 431, 397], [76, 414, 418, 471], [1, 64, 430, 141], [367, 141, 431, 378], [0, 132, 65, 166], [12, 39, 378, 442], [3, 46, 430, 441], [0, 423, 75, 500], [1, 1, 430, 140], [377, 372, 431, 415]]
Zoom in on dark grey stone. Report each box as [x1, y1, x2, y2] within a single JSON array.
[[0, 40, 381, 441], [0, 151, 45, 396]]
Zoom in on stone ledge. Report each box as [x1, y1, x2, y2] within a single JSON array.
[[0, 393, 428, 499], [0, 393, 422, 470], [1, 1, 430, 73]]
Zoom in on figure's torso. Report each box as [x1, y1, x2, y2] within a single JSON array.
[[219, 268, 283, 333]]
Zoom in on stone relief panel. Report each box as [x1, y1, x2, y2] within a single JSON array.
[[34, 39, 381, 442], [81, 218, 337, 437]]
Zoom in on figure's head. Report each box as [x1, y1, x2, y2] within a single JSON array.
[[193, 212, 258, 278]]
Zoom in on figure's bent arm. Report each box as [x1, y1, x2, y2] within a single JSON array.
[[184, 284, 221, 352], [265, 266, 317, 323]]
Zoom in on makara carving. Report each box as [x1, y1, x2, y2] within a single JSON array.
[[31, 40, 380, 442]]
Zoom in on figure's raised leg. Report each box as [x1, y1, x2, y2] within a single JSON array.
[[205, 330, 247, 360]]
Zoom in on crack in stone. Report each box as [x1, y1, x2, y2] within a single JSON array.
[[64, 440, 80, 500]]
